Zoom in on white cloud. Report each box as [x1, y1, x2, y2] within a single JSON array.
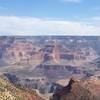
[[61, 0, 82, 3], [0, 16, 100, 36]]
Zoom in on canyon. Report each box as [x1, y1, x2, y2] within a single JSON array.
[[0, 36, 100, 100]]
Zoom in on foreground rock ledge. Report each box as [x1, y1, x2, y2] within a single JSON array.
[[51, 77, 100, 100]]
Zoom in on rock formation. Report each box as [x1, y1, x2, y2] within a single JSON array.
[[0, 76, 44, 100], [51, 78, 100, 100]]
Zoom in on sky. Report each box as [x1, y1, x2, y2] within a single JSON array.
[[0, 0, 100, 36]]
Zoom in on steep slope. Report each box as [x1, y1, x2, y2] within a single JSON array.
[[90, 57, 100, 68], [0, 76, 44, 100], [51, 78, 100, 100]]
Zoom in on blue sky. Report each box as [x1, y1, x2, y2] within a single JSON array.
[[0, 0, 100, 35]]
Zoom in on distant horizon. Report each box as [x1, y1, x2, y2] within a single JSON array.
[[0, 34, 100, 36]]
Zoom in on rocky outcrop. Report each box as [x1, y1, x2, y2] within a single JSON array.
[[0, 76, 44, 100], [51, 78, 100, 100]]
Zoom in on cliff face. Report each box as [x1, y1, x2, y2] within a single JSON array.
[[0, 76, 44, 100], [51, 78, 100, 100], [2, 37, 97, 66]]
